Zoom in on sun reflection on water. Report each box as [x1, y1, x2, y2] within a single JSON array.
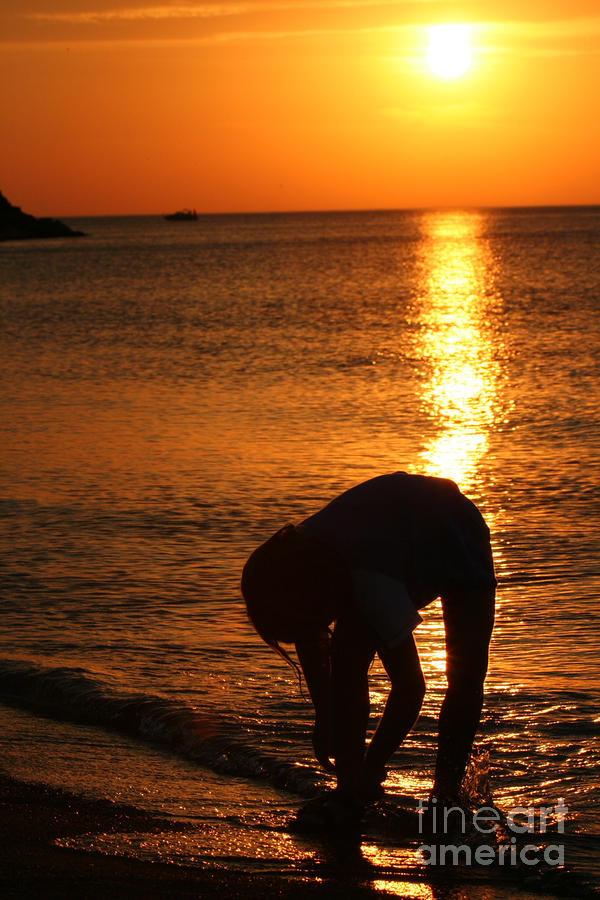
[[362, 843, 430, 897], [414, 212, 503, 495], [371, 880, 433, 899], [402, 211, 508, 693]]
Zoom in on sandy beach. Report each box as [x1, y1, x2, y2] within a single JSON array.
[[0, 772, 387, 899], [2, 771, 593, 900], [0, 770, 402, 899]]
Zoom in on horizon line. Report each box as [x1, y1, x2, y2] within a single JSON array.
[[59, 202, 600, 219]]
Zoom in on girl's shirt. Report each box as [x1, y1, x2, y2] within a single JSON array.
[[298, 472, 496, 649]]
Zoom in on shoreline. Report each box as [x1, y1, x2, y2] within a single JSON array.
[[1, 771, 592, 900], [0, 772, 387, 899]]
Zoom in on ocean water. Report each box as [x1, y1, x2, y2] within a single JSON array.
[[0, 208, 599, 896]]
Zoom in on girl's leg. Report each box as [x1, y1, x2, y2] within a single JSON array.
[[363, 635, 426, 794]]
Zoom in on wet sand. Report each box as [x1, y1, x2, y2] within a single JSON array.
[[1, 772, 591, 900], [0, 772, 387, 899]]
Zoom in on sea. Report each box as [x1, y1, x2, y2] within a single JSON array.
[[0, 207, 599, 898]]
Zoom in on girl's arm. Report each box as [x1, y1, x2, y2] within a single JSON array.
[[330, 614, 376, 795], [295, 629, 334, 770]]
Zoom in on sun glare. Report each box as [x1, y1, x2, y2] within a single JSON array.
[[426, 24, 472, 79]]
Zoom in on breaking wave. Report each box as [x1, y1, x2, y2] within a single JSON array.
[[0, 658, 321, 797]]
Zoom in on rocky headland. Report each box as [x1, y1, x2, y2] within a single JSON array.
[[0, 191, 85, 241]]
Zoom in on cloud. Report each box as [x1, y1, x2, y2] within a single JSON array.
[[15, 2, 600, 53], [27, 4, 244, 23], [25, 0, 435, 26], [484, 16, 600, 39]]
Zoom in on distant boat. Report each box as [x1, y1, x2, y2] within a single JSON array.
[[164, 209, 198, 221]]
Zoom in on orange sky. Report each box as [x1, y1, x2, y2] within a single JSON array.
[[2, 1, 599, 216]]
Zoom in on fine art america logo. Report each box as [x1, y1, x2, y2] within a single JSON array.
[[416, 798, 567, 867]]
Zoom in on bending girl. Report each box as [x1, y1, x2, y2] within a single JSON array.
[[241, 472, 496, 815]]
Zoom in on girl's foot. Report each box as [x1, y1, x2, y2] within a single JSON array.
[[358, 765, 387, 804], [293, 789, 364, 833]]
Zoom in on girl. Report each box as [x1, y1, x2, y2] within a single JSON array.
[[242, 472, 496, 820]]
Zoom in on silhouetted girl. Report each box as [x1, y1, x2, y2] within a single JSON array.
[[242, 472, 496, 823]]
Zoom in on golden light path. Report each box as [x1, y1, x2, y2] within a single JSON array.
[[371, 211, 506, 758], [416, 211, 501, 494]]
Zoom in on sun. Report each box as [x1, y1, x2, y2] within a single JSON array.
[[427, 24, 472, 79]]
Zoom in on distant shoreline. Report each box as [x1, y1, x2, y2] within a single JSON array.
[[0, 191, 85, 242]]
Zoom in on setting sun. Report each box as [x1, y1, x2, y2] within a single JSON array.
[[427, 24, 472, 79], [1, 3, 598, 213]]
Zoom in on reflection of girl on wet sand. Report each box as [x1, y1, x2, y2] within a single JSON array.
[[242, 472, 496, 827]]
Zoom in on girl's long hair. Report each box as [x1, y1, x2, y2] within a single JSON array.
[[241, 524, 346, 687]]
